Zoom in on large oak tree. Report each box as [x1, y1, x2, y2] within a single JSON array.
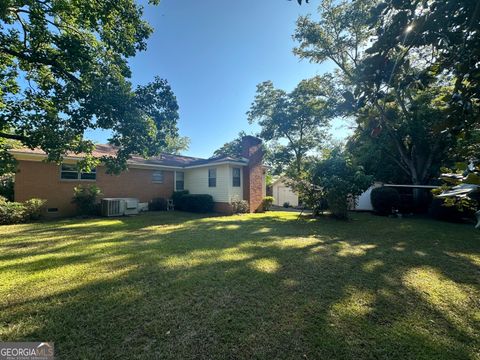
[[0, 0, 186, 173]]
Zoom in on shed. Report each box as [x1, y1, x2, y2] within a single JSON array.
[[271, 177, 299, 207]]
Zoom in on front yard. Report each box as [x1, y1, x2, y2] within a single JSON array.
[[0, 212, 479, 359]]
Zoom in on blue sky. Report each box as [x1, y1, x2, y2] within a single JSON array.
[[87, 0, 349, 158]]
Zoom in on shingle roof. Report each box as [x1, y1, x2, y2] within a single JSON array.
[[11, 144, 248, 168]]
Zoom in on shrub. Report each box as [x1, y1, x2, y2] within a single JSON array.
[[0, 197, 47, 224], [172, 190, 189, 210], [305, 151, 373, 219], [149, 197, 167, 211], [24, 198, 47, 220], [262, 196, 274, 211], [0, 175, 14, 201], [232, 199, 249, 214], [0, 196, 25, 224], [290, 179, 325, 215], [325, 187, 350, 219], [72, 185, 102, 215], [371, 187, 400, 215], [283, 202, 290, 208], [179, 194, 214, 213], [429, 198, 473, 222]]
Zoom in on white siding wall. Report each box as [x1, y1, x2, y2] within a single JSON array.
[[354, 186, 373, 211], [184, 165, 243, 203], [272, 181, 299, 207]]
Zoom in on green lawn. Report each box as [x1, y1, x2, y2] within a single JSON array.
[[0, 212, 479, 359]]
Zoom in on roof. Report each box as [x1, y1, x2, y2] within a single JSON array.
[[10, 144, 249, 169], [271, 176, 291, 187]]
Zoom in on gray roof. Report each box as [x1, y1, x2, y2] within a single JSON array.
[[11, 144, 248, 169]]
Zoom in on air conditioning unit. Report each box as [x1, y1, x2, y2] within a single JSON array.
[[101, 198, 139, 217], [124, 198, 140, 215]]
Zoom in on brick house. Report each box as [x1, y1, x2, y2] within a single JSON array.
[[10, 136, 266, 217]]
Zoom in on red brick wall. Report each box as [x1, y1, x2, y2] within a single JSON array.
[[14, 160, 174, 217], [241, 136, 264, 212], [213, 202, 233, 215]]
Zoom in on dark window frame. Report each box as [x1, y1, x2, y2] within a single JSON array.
[[208, 168, 217, 188], [152, 170, 164, 184], [60, 164, 96, 181], [232, 167, 241, 187], [175, 171, 185, 191]]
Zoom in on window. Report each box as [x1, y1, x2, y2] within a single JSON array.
[[152, 171, 164, 183], [208, 168, 216, 187], [60, 164, 96, 181], [175, 171, 184, 191], [232, 167, 241, 187]]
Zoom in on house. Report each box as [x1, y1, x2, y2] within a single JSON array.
[[10, 136, 266, 217], [271, 177, 299, 207]]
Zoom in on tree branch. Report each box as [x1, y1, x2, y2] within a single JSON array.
[[394, 88, 411, 119], [0, 47, 81, 84], [0, 132, 28, 142]]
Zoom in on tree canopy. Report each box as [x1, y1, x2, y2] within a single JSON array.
[[247, 75, 338, 176], [294, 0, 479, 185], [211, 131, 246, 159], [363, 0, 480, 162], [0, 0, 186, 173], [311, 149, 372, 218]]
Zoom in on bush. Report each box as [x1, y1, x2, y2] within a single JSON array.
[[0, 196, 25, 224], [24, 198, 47, 220], [262, 196, 274, 211], [309, 151, 373, 219], [0, 175, 14, 201], [149, 197, 167, 211], [283, 202, 290, 208], [72, 185, 102, 215], [232, 199, 249, 214], [292, 179, 326, 215], [371, 187, 400, 215], [179, 194, 214, 213], [0, 196, 46, 224], [172, 190, 189, 210], [429, 198, 474, 222], [326, 186, 350, 219]]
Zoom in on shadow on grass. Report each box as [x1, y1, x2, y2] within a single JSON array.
[[0, 211, 479, 359]]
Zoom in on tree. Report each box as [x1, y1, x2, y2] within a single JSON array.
[[0, 137, 20, 175], [366, 0, 480, 119], [363, 0, 480, 164], [247, 75, 337, 176], [0, 0, 185, 173], [346, 131, 411, 184], [346, 84, 459, 185], [294, 0, 479, 185], [294, 0, 374, 87], [211, 131, 246, 158], [301, 149, 372, 219]]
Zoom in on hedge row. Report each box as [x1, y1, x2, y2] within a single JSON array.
[[0, 197, 47, 225], [172, 191, 214, 213]]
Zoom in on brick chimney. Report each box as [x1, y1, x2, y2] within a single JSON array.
[[241, 136, 265, 212]]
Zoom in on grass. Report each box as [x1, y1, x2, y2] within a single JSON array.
[[0, 211, 479, 359]]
